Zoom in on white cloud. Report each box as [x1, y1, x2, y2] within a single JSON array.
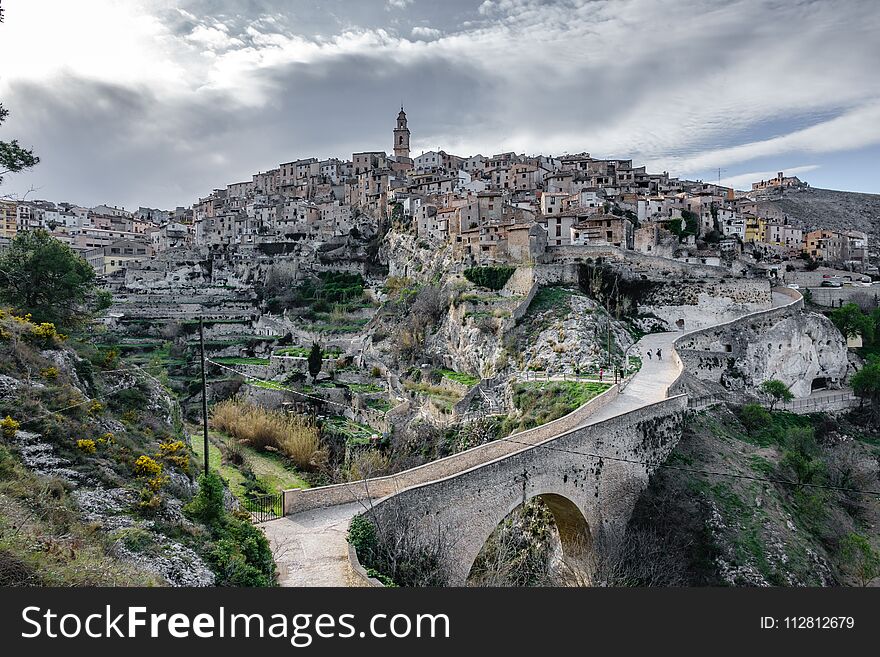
[[186, 24, 244, 51], [411, 26, 442, 40], [2, 0, 879, 204]]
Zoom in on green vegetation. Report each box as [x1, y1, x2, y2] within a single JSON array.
[[519, 286, 577, 332], [830, 303, 878, 344], [322, 417, 378, 444], [851, 356, 880, 421], [759, 379, 794, 409], [0, 230, 107, 326], [275, 346, 341, 358], [838, 532, 880, 587], [667, 210, 700, 241], [185, 472, 276, 586], [213, 357, 270, 366], [403, 381, 462, 410], [246, 379, 286, 390], [0, 443, 159, 586], [502, 381, 610, 434], [0, 307, 282, 587], [366, 398, 393, 413], [308, 342, 323, 381], [437, 368, 480, 387], [735, 404, 811, 447], [622, 404, 880, 586], [348, 383, 384, 394], [189, 428, 308, 501], [264, 270, 366, 315], [463, 266, 516, 291]]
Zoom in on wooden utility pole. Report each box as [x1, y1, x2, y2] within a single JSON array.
[[199, 315, 209, 474]]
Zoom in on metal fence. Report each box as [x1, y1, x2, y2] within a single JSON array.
[[780, 392, 858, 413], [241, 492, 284, 523]]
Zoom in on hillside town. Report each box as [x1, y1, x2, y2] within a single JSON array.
[[2, 106, 880, 592], [1, 108, 876, 281]]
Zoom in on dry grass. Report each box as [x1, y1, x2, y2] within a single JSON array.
[[344, 449, 392, 482], [210, 398, 325, 470]]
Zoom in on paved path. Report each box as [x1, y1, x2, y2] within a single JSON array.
[[262, 502, 368, 587], [583, 332, 681, 425]]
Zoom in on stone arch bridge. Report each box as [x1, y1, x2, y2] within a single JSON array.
[[265, 288, 817, 585]]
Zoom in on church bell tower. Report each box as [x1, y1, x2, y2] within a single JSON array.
[[393, 106, 411, 160]]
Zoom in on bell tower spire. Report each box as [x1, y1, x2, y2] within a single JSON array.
[[393, 106, 411, 160]]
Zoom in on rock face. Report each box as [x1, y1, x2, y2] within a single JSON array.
[[514, 295, 633, 375], [736, 313, 850, 397], [677, 308, 849, 398]]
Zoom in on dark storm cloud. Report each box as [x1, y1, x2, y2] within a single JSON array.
[[1, 0, 879, 206]]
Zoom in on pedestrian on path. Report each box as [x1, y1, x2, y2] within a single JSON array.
[[656, 348, 662, 360], [599, 368, 604, 382], [646, 349, 652, 360]]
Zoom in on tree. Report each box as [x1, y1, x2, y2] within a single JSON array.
[[760, 379, 793, 410], [0, 229, 97, 325], [851, 357, 880, 422], [307, 342, 323, 382], [838, 532, 880, 587], [830, 303, 874, 344]]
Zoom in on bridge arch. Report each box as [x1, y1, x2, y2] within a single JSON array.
[[465, 491, 594, 586]]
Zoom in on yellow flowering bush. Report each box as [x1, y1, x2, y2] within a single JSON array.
[[30, 322, 67, 343], [1, 416, 20, 440], [87, 400, 104, 415], [97, 432, 115, 446], [133, 454, 162, 477], [76, 439, 97, 454], [146, 473, 169, 492], [40, 366, 60, 381], [158, 440, 189, 472]]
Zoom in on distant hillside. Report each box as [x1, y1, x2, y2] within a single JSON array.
[[757, 187, 880, 245]]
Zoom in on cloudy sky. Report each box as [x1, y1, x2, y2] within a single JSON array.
[[1, 0, 878, 209]]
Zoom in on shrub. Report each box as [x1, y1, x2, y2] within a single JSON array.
[[1, 415, 20, 440], [759, 380, 793, 410], [739, 403, 771, 431], [87, 399, 104, 415], [344, 449, 392, 481], [186, 472, 276, 586], [464, 266, 515, 291], [348, 514, 378, 562], [133, 454, 162, 477], [207, 516, 276, 587], [28, 322, 67, 346], [158, 439, 189, 473], [186, 471, 226, 525], [40, 366, 59, 381], [76, 439, 97, 454], [838, 532, 880, 587]]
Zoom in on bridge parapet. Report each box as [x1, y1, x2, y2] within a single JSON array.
[[282, 383, 621, 515]]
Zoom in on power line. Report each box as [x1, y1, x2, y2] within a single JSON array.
[[495, 435, 880, 497]]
